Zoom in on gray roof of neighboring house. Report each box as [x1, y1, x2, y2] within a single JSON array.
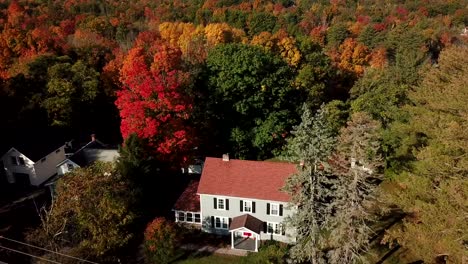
[[66, 139, 119, 167]]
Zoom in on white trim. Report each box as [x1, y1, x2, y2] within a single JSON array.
[[266, 222, 283, 235], [229, 227, 259, 235], [174, 210, 202, 224], [270, 203, 280, 216], [243, 200, 252, 213], [198, 193, 288, 204], [216, 197, 227, 210]]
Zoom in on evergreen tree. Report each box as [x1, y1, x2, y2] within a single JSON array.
[[327, 112, 383, 263], [384, 45, 468, 263], [283, 104, 337, 263]]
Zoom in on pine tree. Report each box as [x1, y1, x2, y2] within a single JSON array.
[[327, 112, 383, 263], [283, 104, 337, 263]]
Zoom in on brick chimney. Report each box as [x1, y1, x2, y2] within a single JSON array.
[[222, 154, 229, 162], [91, 134, 96, 142]]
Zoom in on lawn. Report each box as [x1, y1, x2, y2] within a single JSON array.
[[174, 253, 242, 264]]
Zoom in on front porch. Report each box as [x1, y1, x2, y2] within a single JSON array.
[[229, 214, 264, 252]]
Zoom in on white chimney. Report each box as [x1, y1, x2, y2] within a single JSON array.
[[222, 154, 229, 162], [91, 134, 96, 142]]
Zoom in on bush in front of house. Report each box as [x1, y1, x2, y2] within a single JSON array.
[[144, 217, 180, 264], [241, 240, 289, 264]]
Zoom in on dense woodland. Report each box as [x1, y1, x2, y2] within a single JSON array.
[[0, 0, 466, 263]]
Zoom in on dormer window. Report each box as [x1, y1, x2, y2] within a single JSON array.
[[18, 157, 25, 165]]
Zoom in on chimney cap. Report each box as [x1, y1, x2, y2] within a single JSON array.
[[91, 134, 96, 142], [222, 154, 229, 162]]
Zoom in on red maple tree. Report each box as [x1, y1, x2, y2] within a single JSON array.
[[115, 33, 193, 163]]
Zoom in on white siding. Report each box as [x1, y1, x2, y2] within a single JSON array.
[[57, 159, 80, 175], [1, 148, 36, 184], [199, 194, 296, 243], [33, 146, 67, 186]]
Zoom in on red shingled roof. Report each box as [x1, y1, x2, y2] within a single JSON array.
[[197, 158, 298, 202], [174, 180, 200, 212]]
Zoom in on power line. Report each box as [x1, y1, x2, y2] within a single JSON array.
[[0, 236, 99, 264], [0, 244, 60, 264]]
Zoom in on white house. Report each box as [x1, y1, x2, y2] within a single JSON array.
[[173, 155, 298, 252], [55, 135, 119, 176], [0, 144, 72, 186]]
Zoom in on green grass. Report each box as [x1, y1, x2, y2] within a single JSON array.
[[174, 253, 242, 264]]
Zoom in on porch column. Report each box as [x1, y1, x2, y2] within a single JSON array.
[[231, 232, 234, 249], [255, 233, 258, 252]]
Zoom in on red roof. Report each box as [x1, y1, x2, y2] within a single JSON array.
[[197, 158, 297, 202], [174, 180, 200, 212]]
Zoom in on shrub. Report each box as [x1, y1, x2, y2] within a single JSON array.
[[241, 241, 289, 264], [144, 217, 180, 264]]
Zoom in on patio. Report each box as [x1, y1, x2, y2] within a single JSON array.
[[233, 237, 256, 251]]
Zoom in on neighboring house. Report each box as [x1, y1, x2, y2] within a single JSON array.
[[0, 143, 72, 187], [173, 155, 298, 252], [56, 135, 119, 176]]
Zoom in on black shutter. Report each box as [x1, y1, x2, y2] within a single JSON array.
[[279, 204, 283, 216], [213, 198, 217, 209], [229, 218, 232, 228], [281, 225, 286, 236], [252, 202, 256, 213], [266, 203, 270, 215], [211, 216, 214, 228], [240, 200, 243, 212], [226, 199, 230, 210], [263, 222, 267, 233]]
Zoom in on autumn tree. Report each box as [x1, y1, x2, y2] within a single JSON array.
[[144, 217, 180, 264], [26, 162, 137, 261], [116, 34, 193, 163], [283, 104, 337, 263], [383, 45, 468, 263]]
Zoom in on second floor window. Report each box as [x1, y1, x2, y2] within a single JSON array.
[[270, 203, 279, 216], [267, 203, 283, 216], [244, 201, 252, 212], [218, 198, 225, 210], [10, 156, 18, 165], [213, 197, 229, 210]]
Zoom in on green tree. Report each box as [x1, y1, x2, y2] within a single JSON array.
[[384, 45, 468, 263], [326, 23, 349, 47], [282, 104, 337, 263], [42, 59, 99, 127], [327, 112, 383, 263], [26, 162, 136, 261], [248, 12, 278, 36], [205, 43, 301, 159]]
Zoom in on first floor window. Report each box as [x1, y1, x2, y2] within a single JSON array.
[[186, 213, 193, 222], [177, 212, 185, 222], [215, 216, 228, 229], [267, 222, 283, 235], [194, 214, 201, 223]]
